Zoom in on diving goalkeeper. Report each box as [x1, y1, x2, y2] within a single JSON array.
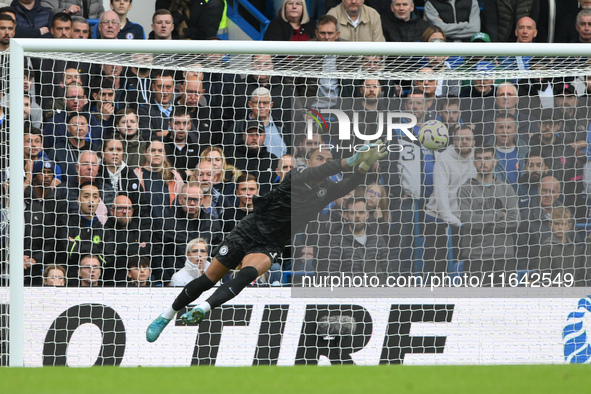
[[146, 142, 387, 342]]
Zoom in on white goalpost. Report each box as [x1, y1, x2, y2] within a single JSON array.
[[4, 38, 591, 367]]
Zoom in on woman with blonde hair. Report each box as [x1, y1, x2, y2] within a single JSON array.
[[134, 139, 184, 225], [169, 238, 211, 287], [199, 145, 242, 184], [263, 0, 316, 41]]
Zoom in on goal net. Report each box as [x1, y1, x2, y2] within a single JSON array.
[[2, 40, 591, 367]]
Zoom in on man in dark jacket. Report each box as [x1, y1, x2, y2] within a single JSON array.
[[382, 0, 431, 42], [65, 182, 104, 278], [224, 121, 279, 195], [103, 194, 151, 285], [155, 0, 224, 40], [12, 0, 52, 38], [161, 182, 223, 282], [325, 197, 390, 281]]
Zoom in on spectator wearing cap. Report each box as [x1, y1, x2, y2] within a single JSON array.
[[554, 82, 589, 135], [424, 0, 480, 42], [382, 0, 431, 42], [21, 126, 63, 184], [470, 31, 490, 43], [224, 121, 278, 195], [30, 159, 62, 194]]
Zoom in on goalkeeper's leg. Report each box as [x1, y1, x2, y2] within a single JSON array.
[[181, 253, 271, 324], [146, 258, 230, 342]]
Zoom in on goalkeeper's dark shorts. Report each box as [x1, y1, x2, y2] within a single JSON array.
[[212, 219, 283, 270]]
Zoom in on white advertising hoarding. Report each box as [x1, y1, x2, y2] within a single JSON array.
[[1, 288, 590, 366]]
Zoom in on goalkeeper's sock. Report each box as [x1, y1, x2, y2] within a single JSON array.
[[205, 266, 259, 309], [171, 274, 215, 311], [195, 302, 211, 314], [161, 307, 176, 320]]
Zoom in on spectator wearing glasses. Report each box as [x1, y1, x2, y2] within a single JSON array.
[[43, 82, 90, 148], [96, 10, 120, 39], [161, 182, 223, 283]]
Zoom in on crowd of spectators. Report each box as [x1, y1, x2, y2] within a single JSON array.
[[0, 0, 591, 288]]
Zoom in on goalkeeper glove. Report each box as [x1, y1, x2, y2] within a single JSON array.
[[345, 141, 377, 167], [359, 141, 387, 172]]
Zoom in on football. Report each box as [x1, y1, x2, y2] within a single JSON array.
[[418, 120, 449, 151]]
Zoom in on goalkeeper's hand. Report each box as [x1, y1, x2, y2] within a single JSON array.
[[359, 140, 387, 172], [345, 141, 377, 167]]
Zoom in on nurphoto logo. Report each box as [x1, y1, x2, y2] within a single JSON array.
[[306, 108, 417, 152]]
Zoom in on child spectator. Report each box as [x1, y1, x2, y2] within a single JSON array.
[[103, 0, 144, 39], [43, 264, 66, 287], [539, 207, 585, 286], [126, 256, 153, 287]]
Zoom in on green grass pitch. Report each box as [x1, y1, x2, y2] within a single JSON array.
[[2, 365, 591, 394]]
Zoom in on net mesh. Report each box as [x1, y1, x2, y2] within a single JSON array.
[[1, 47, 591, 366]]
